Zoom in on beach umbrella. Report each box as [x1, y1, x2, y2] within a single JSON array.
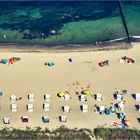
[[83, 89, 90, 95], [58, 91, 65, 97], [105, 108, 110, 115]]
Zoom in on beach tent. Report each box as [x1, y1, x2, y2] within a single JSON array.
[[82, 89, 90, 95], [79, 94, 87, 101], [47, 61, 55, 67], [105, 108, 110, 115], [44, 94, 51, 101], [59, 115, 67, 122], [42, 116, 49, 123], [11, 104, 17, 112], [3, 117, 10, 124], [134, 93, 140, 101], [10, 95, 17, 103], [21, 116, 28, 123], [95, 93, 102, 101], [81, 104, 88, 112], [27, 104, 33, 112], [28, 93, 34, 101], [0, 59, 8, 64], [62, 106, 70, 113], [43, 103, 50, 111], [9, 57, 20, 64]]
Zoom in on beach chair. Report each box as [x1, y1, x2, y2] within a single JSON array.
[[134, 93, 140, 101], [43, 103, 50, 111], [81, 105, 88, 112], [95, 93, 102, 101], [11, 104, 17, 112], [42, 116, 49, 123], [97, 106, 105, 114], [64, 93, 70, 100], [135, 105, 140, 111], [27, 104, 33, 112], [10, 95, 17, 103], [117, 101, 124, 112], [28, 93, 34, 101], [44, 94, 51, 101], [116, 94, 123, 101], [62, 106, 70, 113], [3, 117, 10, 124], [59, 115, 67, 122], [21, 116, 29, 122], [79, 94, 87, 101]]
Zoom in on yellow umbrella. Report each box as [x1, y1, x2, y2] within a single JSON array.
[[83, 89, 90, 94], [58, 91, 65, 97]]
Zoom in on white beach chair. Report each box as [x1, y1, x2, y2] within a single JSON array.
[[64, 93, 70, 100], [44, 94, 51, 101], [99, 106, 105, 112], [117, 101, 124, 112], [11, 104, 17, 112], [27, 104, 33, 112], [42, 116, 49, 123], [134, 93, 140, 101], [3, 117, 10, 124], [79, 94, 87, 101], [62, 106, 70, 113], [59, 115, 67, 122], [43, 103, 50, 111], [95, 93, 102, 101], [10, 95, 17, 103], [81, 105, 88, 112], [28, 93, 34, 101], [21, 116, 29, 122], [116, 94, 123, 101]]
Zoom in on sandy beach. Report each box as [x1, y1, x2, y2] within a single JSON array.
[[0, 42, 140, 130]]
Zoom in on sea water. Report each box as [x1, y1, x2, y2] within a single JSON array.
[[0, 1, 139, 46]]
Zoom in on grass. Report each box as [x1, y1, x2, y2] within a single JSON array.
[[0, 126, 140, 139]]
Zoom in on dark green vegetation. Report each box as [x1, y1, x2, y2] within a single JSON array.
[[94, 127, 140, 140], [0, 1, 139, 45], [0, 126, 140, 140]]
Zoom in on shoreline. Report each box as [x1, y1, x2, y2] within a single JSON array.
[[0, 41, 132, 53], [1, 36, 140, 53]]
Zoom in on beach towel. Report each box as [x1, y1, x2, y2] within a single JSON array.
[[0, 59, 8, 64]]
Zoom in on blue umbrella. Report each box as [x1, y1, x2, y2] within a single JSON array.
[[105, 108, 110, 115]]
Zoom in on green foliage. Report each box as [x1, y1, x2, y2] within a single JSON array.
[[94, 128, 140, 140]]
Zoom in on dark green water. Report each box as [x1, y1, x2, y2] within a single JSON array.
[[0, 1, 139, 46]]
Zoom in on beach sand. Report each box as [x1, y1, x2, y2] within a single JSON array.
[[0, 42, 140, 130]]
